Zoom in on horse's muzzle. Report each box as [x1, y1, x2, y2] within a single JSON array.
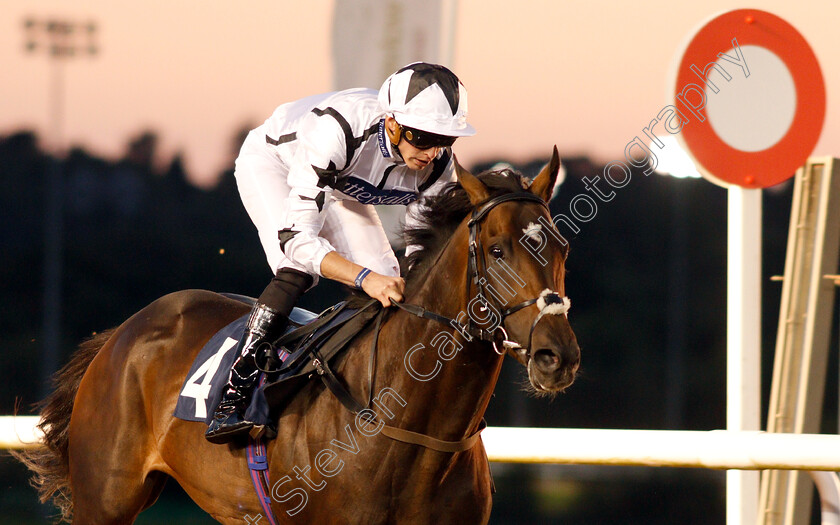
[[528, 341, 580, 393]]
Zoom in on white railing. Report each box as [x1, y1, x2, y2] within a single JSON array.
[[481, 427, 840, 471], [4, 418, 840, 523], [0, 415, 42, 449], [481, 427, 840, 525]]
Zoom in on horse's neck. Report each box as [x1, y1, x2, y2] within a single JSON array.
[[376, 227, 504, 441]]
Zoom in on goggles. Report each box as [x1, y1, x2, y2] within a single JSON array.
[[399, 124, 457, 149]]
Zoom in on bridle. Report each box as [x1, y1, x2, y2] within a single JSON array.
[[315, 190, 571, 453], [391, 191, 571, 356]]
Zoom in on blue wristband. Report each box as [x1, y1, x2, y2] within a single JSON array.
[[354, 268, 372, 290]]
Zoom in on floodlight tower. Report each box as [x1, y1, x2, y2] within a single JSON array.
[[23, 17, 98, 395]]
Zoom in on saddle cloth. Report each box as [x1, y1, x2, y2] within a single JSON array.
[[173, 297, 381, 426]]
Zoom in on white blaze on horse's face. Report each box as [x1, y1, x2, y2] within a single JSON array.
[[522, 222, 542, 243]]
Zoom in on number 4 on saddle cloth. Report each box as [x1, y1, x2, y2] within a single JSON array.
[[173, 295, 381, 433]]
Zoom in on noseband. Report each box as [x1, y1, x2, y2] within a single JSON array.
[[393, 191, 571, 355]]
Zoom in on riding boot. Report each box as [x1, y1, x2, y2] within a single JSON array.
[[205, 303, 288, 444], [204, 269, 313, 444]]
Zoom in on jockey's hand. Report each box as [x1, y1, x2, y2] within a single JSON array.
[[318, 251, 404, 307], [362, 272, 405, 308]]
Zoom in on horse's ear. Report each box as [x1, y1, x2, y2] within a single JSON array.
[[455, 155, 490, 206], [529, 146, 561, 202]]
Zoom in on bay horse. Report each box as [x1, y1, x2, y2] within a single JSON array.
[[16, 148, 579, 524]]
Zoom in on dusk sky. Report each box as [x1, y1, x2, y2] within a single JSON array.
[[3, 1, 837, 186]]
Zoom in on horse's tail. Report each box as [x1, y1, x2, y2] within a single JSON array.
[[12, 328, 115, 523]]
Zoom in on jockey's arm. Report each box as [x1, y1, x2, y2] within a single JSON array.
[[283, 111, 404, 307], [320, 251, 404, 308]]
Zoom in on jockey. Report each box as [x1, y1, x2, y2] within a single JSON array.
[[206, 62, 476, 443]]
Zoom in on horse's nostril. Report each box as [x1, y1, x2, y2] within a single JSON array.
[[532, 349, 560, 371]]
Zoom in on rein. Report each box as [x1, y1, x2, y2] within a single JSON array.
[[313, 307, 485, 453], [393, 191, 570, 353], [315, 191, 570, 453]]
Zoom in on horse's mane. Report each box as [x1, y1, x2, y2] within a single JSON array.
[[340, 168, 530, 308], [402, 168, 531, 288]]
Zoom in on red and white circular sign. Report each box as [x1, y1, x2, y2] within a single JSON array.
[[672, 9, 825, 188]]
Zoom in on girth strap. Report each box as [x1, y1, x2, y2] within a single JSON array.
[[246, 436, 277, 525], [246, 374, 279, 525]]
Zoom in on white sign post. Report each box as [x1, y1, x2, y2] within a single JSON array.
[[670, 9, 825, 524], [726, 187, 762, 524]]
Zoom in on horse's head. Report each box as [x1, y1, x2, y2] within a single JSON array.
[[455, 147, 580, 395]]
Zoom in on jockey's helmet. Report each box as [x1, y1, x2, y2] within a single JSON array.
[[378, 63, 476, 141]]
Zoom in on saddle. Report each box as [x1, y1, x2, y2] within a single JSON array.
[[173, 294, 382, 428]]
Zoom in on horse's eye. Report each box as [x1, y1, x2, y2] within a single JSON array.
[[489, 245, 504, 259]]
